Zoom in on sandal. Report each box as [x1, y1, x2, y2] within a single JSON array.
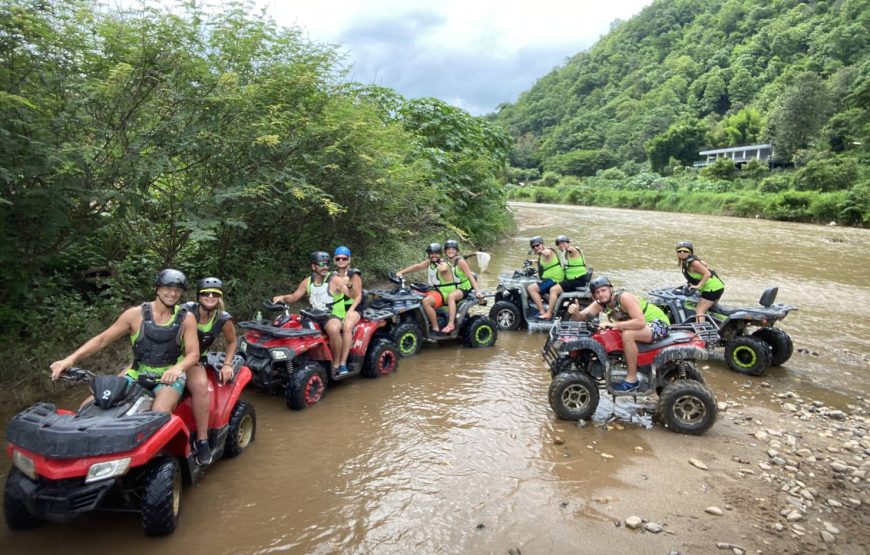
[[441, 324, 455, 334]]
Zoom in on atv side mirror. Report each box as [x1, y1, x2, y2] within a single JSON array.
[[759, 287, 778, 307]]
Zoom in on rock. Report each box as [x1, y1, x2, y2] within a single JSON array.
[[785, 510, 803, 522], [643, 522, 663, 533], [827, 498, 843, 508], [820, 530, 836, 543], [783, 403, 798, 412], [553, 436, 564, 445], [828, 410, 846, 420], [600, 453, 613, 459], [625, 516, 643, 529], [717, 402, 727, 411], [476, 523, 485, 529], [754, 431, 769, 441], [705, 506, 724, 516], [689, 458, 708, 470], [772, 523, 784, 532], [830, 462, 849, 472], [823, 521, 840, 534]]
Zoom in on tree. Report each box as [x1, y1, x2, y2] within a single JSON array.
[[768, 72, 832, 161], [645, 119, 707, 174]]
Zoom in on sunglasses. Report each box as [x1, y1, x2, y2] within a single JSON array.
[[315, 261, 330, 267], [334, 256, 348, 262], [200, 292, 222, 298], [676, 249, 691, 254]]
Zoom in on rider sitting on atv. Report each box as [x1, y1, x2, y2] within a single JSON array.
[[332, 245, 363, 373], [541, 235, 589, 320], [567, 276, 671, 392], [49, 269, 202, 437], [443, 240, 485, 334], [396, 243, 456, 334], [528, 236, 564, 320], [272, 251, 351, 375], [182, 277, 238, 464], [675, 240, 725, 324]]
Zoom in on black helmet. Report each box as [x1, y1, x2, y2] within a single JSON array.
[[589, 276, 613, 294], [444, 239, 460, 250], [197, 277, 224, 294], [425, 243, 442, 254], [676, 240, 694, 253], [529, 236, 544, 247], [310, 251, 330, 264], [155, 269, 187, 290], [555, 235, 570, 244]]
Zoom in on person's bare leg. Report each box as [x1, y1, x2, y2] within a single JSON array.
[[325, 319, 343, 370], [340, 311, 360, 365], [528, 283, 545, 314], [186, 364, 210, 441], [423, 297, 440, 331]]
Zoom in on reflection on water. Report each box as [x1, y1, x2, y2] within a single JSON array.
[[2, 203, 868, 554]]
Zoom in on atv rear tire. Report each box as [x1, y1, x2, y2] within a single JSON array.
[[224, 401, 256, 458], [4, 469, 40, 530], [658, 380, 717, 435], [141, 457, 181, 536], [363, 338, 399, 378], [752, 328, 793, 366], [286, 362, 326, 410], [462, 315, 498, 348], [392, 322, 422, 357], [724, 336, 771, 376], [548, 372, 600, 421], [490, 301, 522, 331]]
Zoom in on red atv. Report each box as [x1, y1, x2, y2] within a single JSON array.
[[542, 319, 718, 435], [238, 301, 399, 410], [4, 354, 255, 535]]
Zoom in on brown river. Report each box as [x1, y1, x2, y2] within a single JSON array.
[[2, 203, 869, 554]]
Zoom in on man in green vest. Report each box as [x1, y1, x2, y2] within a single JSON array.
[[568, 276, 671, 392]]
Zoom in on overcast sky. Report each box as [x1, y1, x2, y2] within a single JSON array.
[[121, 1, 654, 115]]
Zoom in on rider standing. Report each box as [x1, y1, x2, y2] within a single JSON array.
[[527, 236, 564, 320], [676, 240, 725, 324], [49, 269, 201, 437], [567, 276, 670, 392]]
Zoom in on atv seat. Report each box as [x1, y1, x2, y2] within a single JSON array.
[[637, 330, 697, 352], [707, 303, 741, 316]]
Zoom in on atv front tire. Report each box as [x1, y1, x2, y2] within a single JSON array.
[[752, 328, 794, 366], [141, 457, 181, 536], [489, 301, 522, 331], [548, 372, 600, 421], [4, 468, 40, 530], [286, 362, 327, 410], [724, 336, 771, 376], [658, 380, 718, 435], [462, 315, 498, 348], [224, 401, 256, 458], [392, 322, 423, 357], [363, 338, 399, 378]]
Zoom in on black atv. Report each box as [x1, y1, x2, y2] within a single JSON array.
[[489, 259, 594, 332], [647, 285, 797, 376]]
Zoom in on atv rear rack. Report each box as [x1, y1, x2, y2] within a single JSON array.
[[669, 321, 721, 345]]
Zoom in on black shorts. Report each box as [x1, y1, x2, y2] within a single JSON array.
[[700, 288, 724, 302], [560, 277, 588, 293], [458, 288, 472, 299]]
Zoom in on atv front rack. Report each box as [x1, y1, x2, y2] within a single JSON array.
[[669, 321, 721, 346], [238, 320, 321, 337]]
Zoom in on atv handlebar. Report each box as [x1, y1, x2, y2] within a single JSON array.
[[59, 367, 95, 384]]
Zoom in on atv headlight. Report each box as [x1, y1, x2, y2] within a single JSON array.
[[13, 450, 36, 480], [238, 340, 247, 353], [85, 457, 131, 484], [271, 348, 290, 361]]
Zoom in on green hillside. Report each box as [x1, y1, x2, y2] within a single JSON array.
[[495, 0, 869, 225]]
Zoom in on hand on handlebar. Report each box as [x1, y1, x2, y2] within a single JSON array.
[[49, 357, 75, 381]]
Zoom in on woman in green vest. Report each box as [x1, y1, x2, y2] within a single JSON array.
[[676, 241, 725, 324]]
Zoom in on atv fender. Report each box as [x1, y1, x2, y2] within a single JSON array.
[[212, 366, 252, 429], [558, 338, 609, 379], [652, 346, 707, 375]]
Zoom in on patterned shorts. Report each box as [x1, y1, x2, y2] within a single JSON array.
[[648, 320, 670, 341]]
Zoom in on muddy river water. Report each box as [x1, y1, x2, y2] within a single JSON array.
[[2, 203, 869, 554]]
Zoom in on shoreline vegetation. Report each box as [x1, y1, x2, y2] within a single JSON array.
[[505, 168, 868, 226]]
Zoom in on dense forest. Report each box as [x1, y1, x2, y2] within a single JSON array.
[[495, 0, 869, 226], [0, 0, 511, 388]]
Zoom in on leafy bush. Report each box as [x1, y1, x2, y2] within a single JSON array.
[[794, 157, 859, 191], [759, 172, 793, 193], [700, 157, 737, 180]]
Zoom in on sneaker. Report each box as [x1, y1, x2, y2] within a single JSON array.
[[194, 439, 213, 466], [613, 380, 639, 392], [337, 365, 349, 375]]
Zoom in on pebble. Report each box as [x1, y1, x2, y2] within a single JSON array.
[[820, 530, 836, 543], [553, 436, 564, 445], [600, 453, 613, 459], [823, 521, 840, 534], [827, 498, 843, 508], [689, 458, 708, 470], [830, 462, 849, 472], [772, 523, 784, 532], [625, 516, 642, 529], [827, 410, 846, 420], [705, 506, 724, 516], [717, 402, 728, 411], [643, 522, 663, 533], [785, 510, 803, 522]]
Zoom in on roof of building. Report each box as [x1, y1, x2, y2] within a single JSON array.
[[699, 144, 772, 155]]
